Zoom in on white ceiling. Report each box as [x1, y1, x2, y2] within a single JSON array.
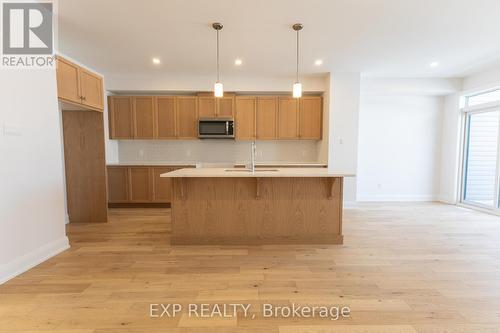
[[58, 0, 500, 79]]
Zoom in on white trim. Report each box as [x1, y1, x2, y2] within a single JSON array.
[[356, 195, 438, 202], [457, 202, 500, 217], [0, 236, 70, 285]]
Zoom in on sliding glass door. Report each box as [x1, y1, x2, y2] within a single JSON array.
[[461, 88, 500, 211], [462, 110, 500, 208]]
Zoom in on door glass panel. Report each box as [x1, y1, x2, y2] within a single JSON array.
[[463, 111, 500, 207]]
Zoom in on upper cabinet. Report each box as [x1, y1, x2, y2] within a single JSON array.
[[109, 96, 133, 139], [257, 97, 278, 140], [278, 97, 300, 139], [56, 56, 104, 111], [198, 96, 217, 118], [156, 96, 176, 139], [235, 97, 256, 140], [176, 96, 198, 139], [108, 94, 322, 141], [133, 96, 155, 139], [197, 94, 235, 118], [218, 96, 235, 118], [299, 96, 322, 140]]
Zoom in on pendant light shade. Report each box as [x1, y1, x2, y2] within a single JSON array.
[[293, 82, 302, 98], [214, 82, 224, 97], [292, 23, 303, 99], [213, 22, 224, 98]]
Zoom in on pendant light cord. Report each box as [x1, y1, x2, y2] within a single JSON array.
[[216, 29, 220, 82], [296, 29, 299, 83]]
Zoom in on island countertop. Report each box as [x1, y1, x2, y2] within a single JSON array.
[[161, 167, 354, 178]]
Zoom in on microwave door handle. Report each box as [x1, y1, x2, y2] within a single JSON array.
[[226, 121, 229, 135]]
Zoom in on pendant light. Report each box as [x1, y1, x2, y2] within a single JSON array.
[[292, 23, 303, 98], [212, 22, 224, 97]]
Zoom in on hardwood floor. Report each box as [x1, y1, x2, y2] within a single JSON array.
[[1, 203, 500, 332]]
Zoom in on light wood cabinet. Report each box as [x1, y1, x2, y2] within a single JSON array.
[[257, 97, 278, 140], [109, 96, 133, 139], [299, 96, 322, 140], [176, 97, 198, 139], [152, 167, 172, 202], [278, 97, 300, 139], [156, 97, 176, 139], [133, 96, 155, 139], [235, 97, 256, 140], [56, 56, 104, 111], [198, 96, 217, 118], [129, 167, 152, 202], [107, 165, 194, 204], [218, 97, 235, 118], [56, 57, 80, 105], [108, 94, 322, 141], [197, 94, 234, 118], [107, 167, 129, 203], [79, 69, 104, 110]]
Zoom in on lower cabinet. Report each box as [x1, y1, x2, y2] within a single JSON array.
[[107, 165, 188, 204]]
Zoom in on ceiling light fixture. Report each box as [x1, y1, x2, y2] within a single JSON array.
[[430, 61, 439, 68], [292, 23, 303, 98], [315, 59, 323, 66], [152, 57, 161, 65], [213, 22, 224, 98], [234, 59, 243, 66]]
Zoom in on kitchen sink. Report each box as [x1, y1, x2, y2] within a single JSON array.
[[224, 168, 279, 172]]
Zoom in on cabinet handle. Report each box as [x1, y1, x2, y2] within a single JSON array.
[[82, 96, 86, 101]]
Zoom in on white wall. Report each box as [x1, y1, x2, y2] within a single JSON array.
[[327, 73, 361, 202], [462, 61, 500, 92], [439, 93, 462, 203], [0, 69, 69, 284], [357, 95, 444, 201]]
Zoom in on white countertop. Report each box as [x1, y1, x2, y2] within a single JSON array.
[[161, 168, 353, 178], [107, 162, 197, 166], [234, 162, 327, 167]]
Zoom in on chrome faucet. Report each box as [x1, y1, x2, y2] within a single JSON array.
[[251, 141, 256, 172]]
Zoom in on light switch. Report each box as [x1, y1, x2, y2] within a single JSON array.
[[3, 123, 22, 136]]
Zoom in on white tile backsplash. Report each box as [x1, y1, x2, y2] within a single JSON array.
[[117, 140, 320, 164]]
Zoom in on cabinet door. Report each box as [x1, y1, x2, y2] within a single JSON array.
[[152, 167, 172, 203], [299, 96, 322, 140], [198, 96, 216, 118], [109, 96, 133, 139], [133, 96, 155, 139], [156, 97, 176, 139], [257, 97, 278, 139], [56, 57, 81, 105], [217, 97, 234, 118], [107, 167, 129, 203], [278, 97, 299, 139], [129, 167, 152, 202], [80, 68, 104, 110], [176, 97, 198, 139], [235, 97, 256, 140]]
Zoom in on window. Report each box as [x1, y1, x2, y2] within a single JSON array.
[[466, 88, 500, 107], [462, 111, 500, 207]]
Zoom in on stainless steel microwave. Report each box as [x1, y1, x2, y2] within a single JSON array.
[[198, 119, 234, 139]]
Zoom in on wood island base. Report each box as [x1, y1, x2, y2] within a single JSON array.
[[169, 176, 344, 245]]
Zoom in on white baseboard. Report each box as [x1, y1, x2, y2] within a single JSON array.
[[0, 236, 70, 284], [356, 194, 438, 202]]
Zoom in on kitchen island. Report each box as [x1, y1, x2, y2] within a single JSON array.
[[161, 168, 352, 245]]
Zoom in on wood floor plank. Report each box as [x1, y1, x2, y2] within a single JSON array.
[[0, 203, 499, 332]]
